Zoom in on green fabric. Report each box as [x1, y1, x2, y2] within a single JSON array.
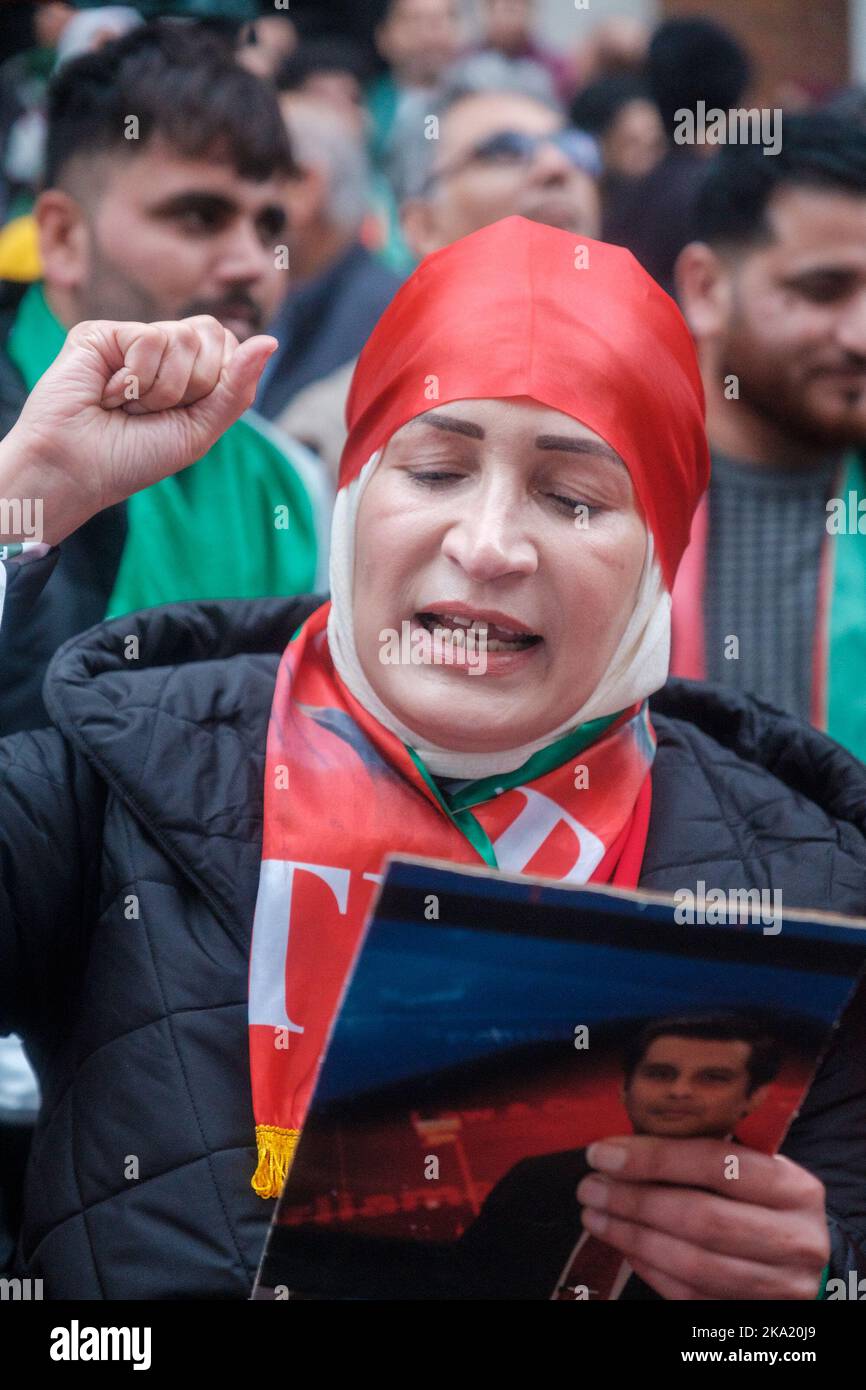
[[828, 452, 866, 763], [366, 73, 400, 168], [105, 415, 318, 616], [15, 48, 57, 83], [8, 282, 319, 617], [365, 77, 419, 276], [7, 281, 66, 384], [406, 710, 623, 869], [370, 170, 419, 279]]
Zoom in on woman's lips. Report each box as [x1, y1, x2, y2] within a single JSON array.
[[473, 643, 544, 675], [409, 614, 544, 676], [415, 609, 540, 643]]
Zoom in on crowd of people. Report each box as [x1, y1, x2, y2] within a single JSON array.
[[0, 0, 865, 1303]]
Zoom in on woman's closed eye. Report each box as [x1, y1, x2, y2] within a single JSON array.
[[547, 493, 602, 517], [405, 470, 602, 515], [406, 469, 465, 485]]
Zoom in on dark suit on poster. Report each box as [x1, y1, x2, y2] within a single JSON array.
[[260, 1147, 660, 1300], [453, 1148, 659, 1300]]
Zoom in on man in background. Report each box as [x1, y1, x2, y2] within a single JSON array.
[[673, 114, 866, 764], [236, 11, 298, 80], [398, 62, 601, 256], [255, 88, 402, 422], [0, 21, 329, 735], [276, 37, 371, 135], [618, 17, 751, 294], [279, 62, 602, 476], [476, 0, 573, 103], [367, 0, 463, 167], [570, 75, 665, 183], [570, 74, 665, 245]]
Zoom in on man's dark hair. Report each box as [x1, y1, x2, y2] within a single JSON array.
[[44, 20, 299, 191], [276, 38, 373, 93], [623, 1012, 783, 1094], [570, 75, 653, 138], [691, 113, 866, 250], [648, 18, 751, 137]]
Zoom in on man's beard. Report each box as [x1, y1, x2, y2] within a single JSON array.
[[82, 253, 264, 341], [721, 289, 866, 451], [179, 290, 264, 340], [81, 254, 162, 326], [723, 346, 866, 452]]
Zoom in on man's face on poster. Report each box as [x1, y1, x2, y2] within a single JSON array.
[[621, 1035, 771, 1140]]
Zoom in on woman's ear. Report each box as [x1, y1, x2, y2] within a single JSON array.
[[674, 241, 732, 345], [34, 188, 89, 292]]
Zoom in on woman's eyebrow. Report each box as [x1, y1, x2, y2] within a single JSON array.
[[408, 413, 485, 439], [406, 416, 625, 467], [535, 435, 625, 467]]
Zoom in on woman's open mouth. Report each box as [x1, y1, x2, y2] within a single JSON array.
[[414, 611, 542, 653], [408, 609, 544, 676]]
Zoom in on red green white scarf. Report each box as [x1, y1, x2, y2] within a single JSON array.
[[248, 600, 656, 1197]]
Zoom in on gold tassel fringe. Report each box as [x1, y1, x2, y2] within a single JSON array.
[[252, 1124, 301, 1199]]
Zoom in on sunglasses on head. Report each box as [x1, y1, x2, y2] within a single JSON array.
[[420, 127, 603, 196]]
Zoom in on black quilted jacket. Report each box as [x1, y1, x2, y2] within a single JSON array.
[[2, 593, 866, 1300]]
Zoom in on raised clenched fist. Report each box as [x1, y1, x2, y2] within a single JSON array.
[[2, 316, 277, 545]]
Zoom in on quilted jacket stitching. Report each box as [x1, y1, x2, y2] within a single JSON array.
[[113, 808, 255, 1283]]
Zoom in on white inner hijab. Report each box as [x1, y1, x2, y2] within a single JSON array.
[[326, 449, 671, 779]]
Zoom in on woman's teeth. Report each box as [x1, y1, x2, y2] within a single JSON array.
[[416, 612, 539, 650]]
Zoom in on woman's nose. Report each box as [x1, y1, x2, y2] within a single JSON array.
[[440, 491, 538, 581]]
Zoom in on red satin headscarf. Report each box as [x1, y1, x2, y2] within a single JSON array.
[[341, 215, 710, 592]]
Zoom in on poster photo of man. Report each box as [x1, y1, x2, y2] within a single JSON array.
[[253, 858, 866, 1301], [491, 1012, 784, 1299]]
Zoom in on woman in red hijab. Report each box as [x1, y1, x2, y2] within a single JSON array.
[[0, 217, 863, 1301], [251, 216, 708, 1179]]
